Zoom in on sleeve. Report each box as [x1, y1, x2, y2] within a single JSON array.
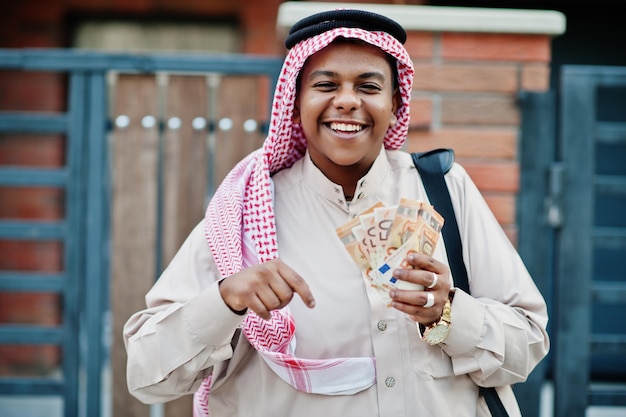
[[123, 221, 246, 404], [439, 164, 550, 387]]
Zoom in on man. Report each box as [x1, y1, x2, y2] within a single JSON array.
[[124, 9, 549, 417]]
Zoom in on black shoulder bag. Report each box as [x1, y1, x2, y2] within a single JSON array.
[[411, 148, 509, 417]]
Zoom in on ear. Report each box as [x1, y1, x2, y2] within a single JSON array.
[[388, 89, 400, 127], [292, 102, 301, 124]]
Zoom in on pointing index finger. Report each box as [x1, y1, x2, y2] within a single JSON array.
[[280, 264, 316, 308]]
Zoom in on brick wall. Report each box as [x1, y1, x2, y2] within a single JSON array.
[[405, 31, 553, 242]]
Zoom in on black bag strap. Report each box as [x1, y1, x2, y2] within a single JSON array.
[[411, 148, 509, 417], [479, 386, 509, 417], [411, 149, 468, 292]]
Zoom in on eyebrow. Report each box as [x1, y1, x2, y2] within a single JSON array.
[[307, 70, 387, 82]]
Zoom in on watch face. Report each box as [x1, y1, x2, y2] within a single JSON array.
[[424, 323, 450, 345]]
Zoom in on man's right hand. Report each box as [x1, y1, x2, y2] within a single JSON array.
[[218, 259, 316, 320]]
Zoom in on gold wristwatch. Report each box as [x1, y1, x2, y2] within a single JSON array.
[[422, 298, 452, 345]]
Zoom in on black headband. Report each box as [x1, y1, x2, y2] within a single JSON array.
[[285, 9, 407, 49]]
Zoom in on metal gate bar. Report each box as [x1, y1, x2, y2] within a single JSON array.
[[516, 90, 557, 417]]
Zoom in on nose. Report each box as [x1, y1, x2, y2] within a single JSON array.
[[333, 86, 360, 111]]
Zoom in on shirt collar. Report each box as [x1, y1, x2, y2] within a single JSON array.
[[302, 147, 390, 210]]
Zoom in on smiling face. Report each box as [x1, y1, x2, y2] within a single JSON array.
[[293, 40, 399, 191]]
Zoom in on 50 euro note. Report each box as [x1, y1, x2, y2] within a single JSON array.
[[336, 217, 372, 278], [370, 203, 444, 305], [372, 205, 397, 261], [413, 204, 445, 257], [386, 198, 421, 252], [358, 205, 396, 268], [336, 198, 445, 307], [385, 199, 444, 256], [335, 203, 384, 282]]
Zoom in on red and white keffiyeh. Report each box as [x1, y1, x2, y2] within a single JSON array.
[[194, 26, 414, 416]]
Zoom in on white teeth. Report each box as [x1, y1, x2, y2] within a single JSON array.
[[330, 122, 362, 132]]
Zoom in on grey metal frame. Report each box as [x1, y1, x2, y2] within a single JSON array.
[[0, 48, 283, 417]]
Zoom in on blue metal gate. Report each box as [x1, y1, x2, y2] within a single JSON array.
[[519, 65, 626, 417], [0, 49, 282, 417]]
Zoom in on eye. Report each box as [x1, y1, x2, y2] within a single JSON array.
[[359, 83, 382, 93], [313, 81, 336, 91]]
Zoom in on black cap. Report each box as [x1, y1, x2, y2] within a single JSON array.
[[285, 9, 407, 49]]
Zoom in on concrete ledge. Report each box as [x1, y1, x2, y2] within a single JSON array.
[[277, 2, 566, 36]]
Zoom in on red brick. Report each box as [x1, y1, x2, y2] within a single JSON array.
[[156, 0, 239, 14], [0, 72, 66, 111], [0, 241, 63, 271], [442, 95, 519, 126], [0, 293, 61, 325], [24, 35, 59, 48], [408, 97, 432, 129], [5, 1, 64, 47], [413, 63, 518, 93], [240, 0, 283, 54], [66, 0, 147, 14], [0, 188, 64, 220], [521, 63, 551, 92], [462, 160, 519, 193], [15, 1, 62, 26], [405, 31, 435, 60], [441, 33, 552, 63], [483, 192, 516, 225], [407, 127, 517, 159], [65, 0, 240, 25], [0, 134, 65, 166], [0, 345, 60, 376], [503, 225, 518, 247]]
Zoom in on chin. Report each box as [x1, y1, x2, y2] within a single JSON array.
[[327, 152, 365, 166]]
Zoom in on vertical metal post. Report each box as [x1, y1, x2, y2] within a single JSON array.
[[150, 72, 168, 417], [205, 73, 220, 204], [84, 70, 109, 417], [553, 69, 595, 417], [63, 71, 88, 417], [154, 72, 168, 279], [514, 91, 557, 417]]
